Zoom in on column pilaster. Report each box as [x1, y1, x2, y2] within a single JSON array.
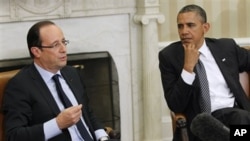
[[134, 0, 165, 140]]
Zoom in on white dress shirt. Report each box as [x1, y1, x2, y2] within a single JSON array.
[[182, 41, 235, 112]]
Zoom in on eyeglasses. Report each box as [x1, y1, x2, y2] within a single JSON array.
[[38, 40, 69, 49]]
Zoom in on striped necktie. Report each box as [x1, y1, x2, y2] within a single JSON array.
[[195, 59, 211, 113]]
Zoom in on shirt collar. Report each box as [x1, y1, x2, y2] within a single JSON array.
[[34, 63, 61, 83], [198, 40, 209, 58]]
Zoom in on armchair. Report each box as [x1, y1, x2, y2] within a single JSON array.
[[0, 69, 19, 141], [171, 70, 250, 141]]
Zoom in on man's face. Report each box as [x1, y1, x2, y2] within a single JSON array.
[[177, 12, 209, 49], [32, 25, 68, 73]]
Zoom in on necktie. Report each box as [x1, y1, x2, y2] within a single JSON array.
[[52, 74, 93, 141], [195, 59, 211, 113]]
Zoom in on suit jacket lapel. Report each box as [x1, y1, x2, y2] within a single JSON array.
[[206, 40, 250, 111], [60, 69, 84, 105], [206, 40, 233, 83], [29, 64, 61, 115], [206, 40, 239, 101], [60, 69, 89, 117]]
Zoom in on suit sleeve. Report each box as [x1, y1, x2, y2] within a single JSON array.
[[3, 77, 45, 141], [158, 49, 200, 113]]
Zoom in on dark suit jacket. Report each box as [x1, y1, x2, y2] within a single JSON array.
[[3, 64, 104, 141], [159, 38, 250, 141]]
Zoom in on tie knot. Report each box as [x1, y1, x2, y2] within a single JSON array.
[[52, 74, 60, 82]]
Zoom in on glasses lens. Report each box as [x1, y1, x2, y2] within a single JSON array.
[[63, 40, 69, 46]]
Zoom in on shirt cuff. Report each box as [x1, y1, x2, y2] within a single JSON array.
[[95, 129, 109, 141], [43, 118, 62, 140], [181, 69, 195, 85]]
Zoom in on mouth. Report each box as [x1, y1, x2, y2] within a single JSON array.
[[60, 56, 67, 61], [181, 38, 192, 43]]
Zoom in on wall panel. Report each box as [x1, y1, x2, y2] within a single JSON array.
[[159, 0, 250, 42]]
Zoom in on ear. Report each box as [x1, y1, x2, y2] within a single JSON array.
[[31, 47, 41, 58], [203, 23, 210, 34]]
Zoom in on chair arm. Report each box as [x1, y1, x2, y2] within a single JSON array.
[[171, 112, 187, 132], [105, 127, 120, 139], [172, 113, 189, 141]]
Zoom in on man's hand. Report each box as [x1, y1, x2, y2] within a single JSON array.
[[56, 104, 83, 129], [183, 44, 200, 73]]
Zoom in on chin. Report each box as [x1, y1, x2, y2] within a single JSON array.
[[182, 42, 190, 45], [59, 62, 67, 68]]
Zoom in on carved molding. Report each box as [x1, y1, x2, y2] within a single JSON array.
[[16, 0, 64, 14], [133, 14, 165, 25], [134, 0, 164, 24], [137, 0, 159, 7], [146, 0, 158, 5], [0, 0, 134, 23]]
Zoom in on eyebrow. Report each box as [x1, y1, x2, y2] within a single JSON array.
[[49, 38, 66, 45]]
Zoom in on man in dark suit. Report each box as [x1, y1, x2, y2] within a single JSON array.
[[3, 21, 110, 141], [159, 4, 250, 141]]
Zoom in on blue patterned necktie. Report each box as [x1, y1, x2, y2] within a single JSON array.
[[195, 59, 211, 113], [52, 74, 93, 141]]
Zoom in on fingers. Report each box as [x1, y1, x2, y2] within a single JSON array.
[[56, 105, 83, 129], [70, 104, 82, 112], [183, 44, 199, 53], [183, 43, 200, 73], [183, 43, 195, 49]]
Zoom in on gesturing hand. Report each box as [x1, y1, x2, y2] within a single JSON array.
[[183, 44, 200, 73], [56, 104, 83, 129]]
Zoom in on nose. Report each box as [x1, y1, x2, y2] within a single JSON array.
[[61, 42, 67, 48], [181, 25, 189, 34], [59, 42, 67, 52], [59, 40, 69, 49]]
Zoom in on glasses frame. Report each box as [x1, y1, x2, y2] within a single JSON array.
[[37, 40, 69, 49]]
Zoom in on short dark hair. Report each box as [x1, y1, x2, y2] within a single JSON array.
[[178, 4, 207, 23], [27, 20, 55, 58]]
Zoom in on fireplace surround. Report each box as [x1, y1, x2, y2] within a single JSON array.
[[0, 14, 135, 140]]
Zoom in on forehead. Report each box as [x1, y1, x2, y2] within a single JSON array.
[[177, 12, 202, 24], [39, 25, 64, 42]]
